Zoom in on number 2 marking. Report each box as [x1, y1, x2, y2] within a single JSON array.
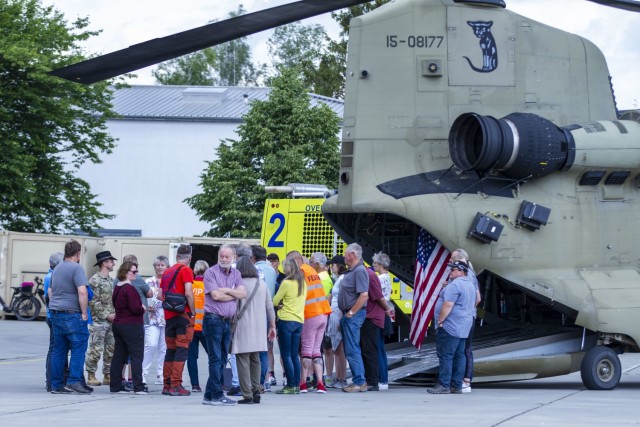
[[268, 213, 285, 248]]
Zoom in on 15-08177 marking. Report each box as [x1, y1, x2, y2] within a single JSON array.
[[386, 35, 444, 48]]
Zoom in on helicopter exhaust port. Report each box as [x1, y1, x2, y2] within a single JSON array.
[[448, 112, 570, 180], [449, 112, 640, 181]]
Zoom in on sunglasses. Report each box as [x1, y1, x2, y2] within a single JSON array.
[[129, 270, 138, 274]]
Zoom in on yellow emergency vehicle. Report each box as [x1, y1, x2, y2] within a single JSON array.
[[260, 184, 414, 329]]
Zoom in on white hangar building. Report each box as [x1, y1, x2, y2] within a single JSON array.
[[78, 85, 344, 237]]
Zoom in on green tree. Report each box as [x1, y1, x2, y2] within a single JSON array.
[[153, 5, 263, 86], [152, 50, 216, 85], [267, 22, 343, 98], [0, 0, 116, 233], [186, 68, 341, 237]]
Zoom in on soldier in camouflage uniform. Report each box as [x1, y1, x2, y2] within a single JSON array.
[[85, 251, 117, 386]]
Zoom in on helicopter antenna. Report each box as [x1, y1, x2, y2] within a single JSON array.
[[433, 164, 456, 184], [484, 174, 533, 198], [453, 173, 532, 199]]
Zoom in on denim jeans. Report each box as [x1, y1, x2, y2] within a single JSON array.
[[187, 330, 208, 386], [435, 327, 466, 389], [229, 353, 239, 387], [50, 312, 89, 389], [377, 326, 389, 384], [276, 319, 302, 387], [203, 314, 231, 400], [464, 321, 475, 380], [340, 309, 366, 385], [259, 351, 268, 384]]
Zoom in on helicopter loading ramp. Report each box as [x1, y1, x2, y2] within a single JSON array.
[[387, 327, 595, 386]]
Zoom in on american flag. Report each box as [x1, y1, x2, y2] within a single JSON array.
[[409, 228, 451, 349]]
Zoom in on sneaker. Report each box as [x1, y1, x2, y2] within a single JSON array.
[[162, 386, 171, 395], [299, 383, 308, 393], [461, 381, 472, 393], [293, 386, 300, 394], [122, 380, 133, 392], [110, 388, 131, 394], [450, 387, 463, 394], [263, 382, 272, 392], [210, 396, 238, 406], [335, 380, 348, 389], [275, 386, 297, 395], [238, 397, 253, 404], [81, 383, 94, 393], [134, 390, 150, 395], [342, 383, 367, 393], [65, 382, 91, 394], [427, 384, 451, 394], [366, 384, 379, 392], [269, 374, 277, 386], [325, 377, 335, 388], [168, 386, 191, 396], [51, 387, 72, 394], [155, 376, 164, 385], [227, 386, 241, 396], [253, 390, 261, 403], [192, 385, 202, 392], [258, 384, 265, 394], [316, 382, 327, 394], [378, 383, 389, 390]]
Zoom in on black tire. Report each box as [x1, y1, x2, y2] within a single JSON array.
[[580, 345, 621, 390], [12, 296, 41, 321]]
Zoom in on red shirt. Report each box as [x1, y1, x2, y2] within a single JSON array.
[[366, 269, 385, 329], [161, 263, 195, 320]]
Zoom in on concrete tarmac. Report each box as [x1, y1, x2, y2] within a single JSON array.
[[2, 319, 640, 426]]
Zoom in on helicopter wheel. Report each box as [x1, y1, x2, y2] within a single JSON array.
[[580, 346, 621, 390]]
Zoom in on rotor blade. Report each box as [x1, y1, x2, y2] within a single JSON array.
[[586, 0, 640, 12], [49, 0, 372, 84]]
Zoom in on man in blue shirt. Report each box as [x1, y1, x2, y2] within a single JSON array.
[[44, 252, 64, 392], [428, 260, 476, 394]]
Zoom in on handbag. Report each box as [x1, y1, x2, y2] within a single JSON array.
[[161, 265, 187, 313]]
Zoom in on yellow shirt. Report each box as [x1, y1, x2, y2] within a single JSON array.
[[273, 279, 306, 323], [319, 270, 333, 297]]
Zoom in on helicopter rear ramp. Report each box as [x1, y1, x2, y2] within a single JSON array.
[[387, 327, 593, 385]]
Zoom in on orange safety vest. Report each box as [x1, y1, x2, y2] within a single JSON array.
[[193, 277, 206, 331], [300, 264, 331, 319]]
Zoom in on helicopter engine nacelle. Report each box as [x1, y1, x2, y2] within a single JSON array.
[[449, 112, 640, 180]]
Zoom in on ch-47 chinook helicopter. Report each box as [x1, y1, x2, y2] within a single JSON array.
[[51, 0, 640, 390]]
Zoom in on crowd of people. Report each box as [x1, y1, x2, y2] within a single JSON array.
[[45, 238, 480, 403]]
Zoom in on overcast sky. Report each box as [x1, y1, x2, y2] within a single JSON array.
[[43, 0, 639, 109]]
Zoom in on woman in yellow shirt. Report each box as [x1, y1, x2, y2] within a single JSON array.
[[272, 258, 306, 394]]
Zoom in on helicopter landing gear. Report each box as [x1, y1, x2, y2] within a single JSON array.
[[580, 346, 621, 390]]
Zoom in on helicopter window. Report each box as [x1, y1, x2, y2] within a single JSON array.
[[604, 171, 630, 185], [579, 171, 606, 186]]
